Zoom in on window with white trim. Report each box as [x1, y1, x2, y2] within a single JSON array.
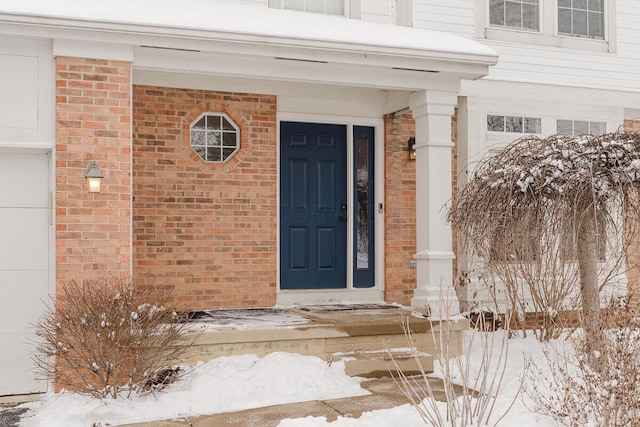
[[190, 113, 240, 163], [477, 0, 614, 52], [269, 0, 351, 17], [489, 0, 539, 31], [558, 0, 604, 38], [556, 119, 605, 136], [487, 114, 542, 134]]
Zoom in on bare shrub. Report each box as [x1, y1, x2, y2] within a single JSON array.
[[391, 298, 521, 426], [525, 300, 640, 426], [450, 132, 640, 339], [33, 278, 199, 399]]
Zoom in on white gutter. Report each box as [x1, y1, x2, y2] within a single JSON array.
[[0, 0, 497, 76]]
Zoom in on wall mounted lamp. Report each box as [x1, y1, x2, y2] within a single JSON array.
[[86, 161, 103, 193], [408, 137, 416, 160]]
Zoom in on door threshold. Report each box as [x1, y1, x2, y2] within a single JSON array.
[[276, 289, 383, 307]]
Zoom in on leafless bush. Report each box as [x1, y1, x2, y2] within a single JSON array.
[[391, 297, 521, 426], [450, 132, 640, 339], [33, 278, 199, 399], [525, 300, 640, 426]]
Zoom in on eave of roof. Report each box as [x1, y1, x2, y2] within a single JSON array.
[[0, 0, 497, 76]]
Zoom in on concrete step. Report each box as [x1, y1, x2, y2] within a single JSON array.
[[332, 348, 433, 378]]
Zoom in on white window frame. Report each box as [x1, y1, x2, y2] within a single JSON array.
[[487, 114, 543, 134], [556, 118, 606, 136], [269, 0, 358, 18], [475, 0, 616, 53], [189, 112, 240, 163]]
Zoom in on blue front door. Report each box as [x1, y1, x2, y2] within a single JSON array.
[[280, 122, 348, 289]]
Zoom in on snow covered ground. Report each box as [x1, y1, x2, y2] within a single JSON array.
[[10, 330, 557, 427]]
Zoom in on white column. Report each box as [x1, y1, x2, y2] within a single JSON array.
[[409, 90, 459, 317]]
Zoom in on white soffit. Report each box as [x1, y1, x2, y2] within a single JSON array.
[[0, 0, 497, 79]]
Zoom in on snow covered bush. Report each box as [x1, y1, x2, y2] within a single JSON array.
[[33, 278, 197, 399], [525, 301, 640, 426], [450, 131, 640, 340]]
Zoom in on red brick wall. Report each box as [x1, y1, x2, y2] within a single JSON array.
[[383, 112, 417, 305], [132, 86, 277, 309], [55, 57, 132, 291], [383, 110, 458, 306]]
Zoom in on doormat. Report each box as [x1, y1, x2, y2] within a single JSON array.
[[187, 308, 310, 326], [299, 303, 403, 312]]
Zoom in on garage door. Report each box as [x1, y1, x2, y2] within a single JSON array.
[[0, 151, 50, 396]]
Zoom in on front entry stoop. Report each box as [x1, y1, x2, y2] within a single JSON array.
[[332, 349, 433, 378], [180, 306, 468, 372]]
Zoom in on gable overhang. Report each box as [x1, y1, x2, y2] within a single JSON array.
[[0, 0, 497, 92]]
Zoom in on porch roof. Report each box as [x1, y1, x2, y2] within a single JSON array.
[[0, 0, 498, 83]]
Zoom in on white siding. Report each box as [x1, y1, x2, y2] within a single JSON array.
[[413, 0, 640, 93], [361, 0, 392, 23], [0, 38, 54, 146], [413, 1, 475, 37], [215, 0, 267, 5]]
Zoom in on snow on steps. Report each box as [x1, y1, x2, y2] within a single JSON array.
[[332, 348, 433, 378]]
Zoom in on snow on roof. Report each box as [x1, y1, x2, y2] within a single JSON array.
[[0, 0, 497, 64]]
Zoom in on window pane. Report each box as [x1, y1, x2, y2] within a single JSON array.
[[222, 132, 236, 147], [206, 131, 221, 146], [573, 9, 588, 35], [588, 11, 603, 37], [206, 147, 221, 162], [588, 0, 602, 11], [192, 117, 205, 130], [505, 1, 523, 27], [490, 0, 505, 25], [524, 117, 542, 134], [558, 0, 571, 6], [558, 8, 572, 33], [505, 116, 523, 132], [590, 121, 605, 135], [222, 148, 236, 161], [487, 115, 505, 131], [191, 130, 205, 146], [574, 0, 588, 9], [574, 120, 589, 134], [522, 3, 539, 30], [206, 115, 221, 130], [557, 119, 573, 135], [221, 117, 235, 131], [356, 138, 369, 270]]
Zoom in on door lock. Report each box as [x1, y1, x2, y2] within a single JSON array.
[[340, 204, 347, 222]]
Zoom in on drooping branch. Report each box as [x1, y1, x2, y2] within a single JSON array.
[[449, 131, 640, 337]]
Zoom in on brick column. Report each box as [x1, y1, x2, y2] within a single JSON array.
[[409, 90, 459, 316], [56, 57, 132, 289]]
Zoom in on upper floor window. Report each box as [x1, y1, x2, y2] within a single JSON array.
[[557, 119, 605, 136], [190, 113, 240, 163], [558, 0, 604, 38], [270, 0, 350, 17], [489, 0, 539, 31], [478, 0, 613, 52]]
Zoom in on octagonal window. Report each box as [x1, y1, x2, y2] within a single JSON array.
[[190, 113, 240, 163]]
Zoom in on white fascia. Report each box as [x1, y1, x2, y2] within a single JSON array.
[[0, 1, 498, 83]]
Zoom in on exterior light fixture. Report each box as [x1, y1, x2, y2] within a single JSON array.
[[86, 161, 103, 193], [408, 137, 416, 160]]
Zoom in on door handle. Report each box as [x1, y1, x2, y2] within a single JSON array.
[[339, 204, 347, 222]]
